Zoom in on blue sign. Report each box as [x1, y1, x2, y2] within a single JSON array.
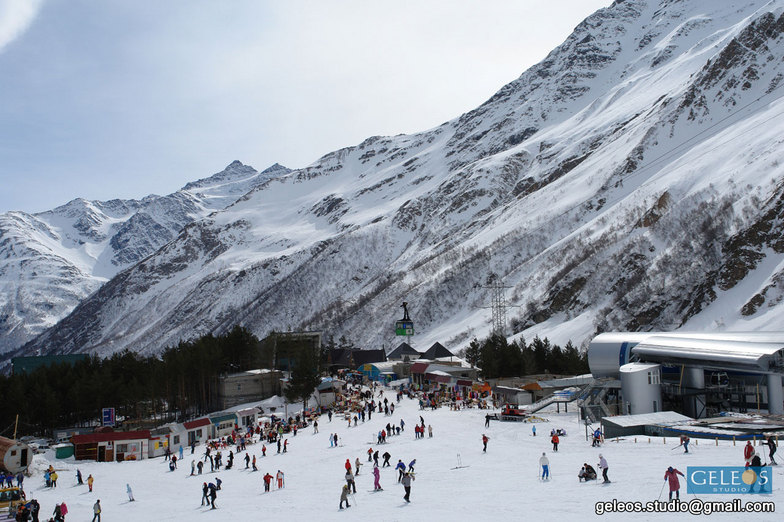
[[688, 466, 773, 494], [102, 407, 115, 427]]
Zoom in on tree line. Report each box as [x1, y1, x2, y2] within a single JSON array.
[[462, 334, 588, 378], [0, 326, 322, 437]]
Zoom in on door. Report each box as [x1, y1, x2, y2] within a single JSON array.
[[98, 446, 105, 462]]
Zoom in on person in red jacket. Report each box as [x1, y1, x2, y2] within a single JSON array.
[[664, 467, 685, 500], [262, 473, 273, 492], [345, 459, 352, 473], [482, 434, 489, 452], [744, 441, 755, 464], [551, 433, 560, 452]]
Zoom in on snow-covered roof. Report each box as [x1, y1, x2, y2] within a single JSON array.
[[602, 411, 692, 428]]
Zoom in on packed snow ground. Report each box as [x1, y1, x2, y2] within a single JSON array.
[[27, 393, 784, 521]]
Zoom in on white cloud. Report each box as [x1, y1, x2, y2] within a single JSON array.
[[0, 0, 43, 52]]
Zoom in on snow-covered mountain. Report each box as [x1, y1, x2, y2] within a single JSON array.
[[15, 0, 784, 361], [0, 162, 290, 355]]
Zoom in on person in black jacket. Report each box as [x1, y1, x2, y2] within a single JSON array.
[[767, 436, 777, 465]]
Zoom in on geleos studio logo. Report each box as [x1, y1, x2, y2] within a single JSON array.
[[688, 466, 772, 494]]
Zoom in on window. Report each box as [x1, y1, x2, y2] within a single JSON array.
[[173, 435, 180, 445], [196, 429, 202, 438], [117, 444, 128, 453]]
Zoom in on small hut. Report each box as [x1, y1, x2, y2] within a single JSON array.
[[0, 436, 32, 474]]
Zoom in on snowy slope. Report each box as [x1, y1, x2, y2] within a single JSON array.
[[25, 394, 784, 520], [0, 162, 290, 355], [16, 0, 784, 360]]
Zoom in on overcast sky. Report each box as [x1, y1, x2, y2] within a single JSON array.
[[0, 0, 609, 214]]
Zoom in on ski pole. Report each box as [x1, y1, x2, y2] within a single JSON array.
[[657, 480, 666, 501], [350, 493, 358, 506]]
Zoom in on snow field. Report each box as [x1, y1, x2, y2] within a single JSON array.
[[27, 395, 784, 521]]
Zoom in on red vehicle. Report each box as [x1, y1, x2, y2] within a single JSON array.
[[501, 404, 527, 417]]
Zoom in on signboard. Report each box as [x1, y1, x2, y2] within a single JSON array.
[[102, 407, 115, 427]]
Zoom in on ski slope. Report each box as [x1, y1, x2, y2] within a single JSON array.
[[26, 392, 784, 520]]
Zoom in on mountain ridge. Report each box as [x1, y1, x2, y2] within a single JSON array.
[[12, 0, 784, 362]]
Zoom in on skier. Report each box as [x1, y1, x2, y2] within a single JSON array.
[[355, 457, 362, 475], [401, 471, 414, 503], [28, 499, 40, 522], [744, 440, 755, 464], [263, 473, 273, 492], [277, 439, 281, 454], [87, 474, 94, 492], [367, 447, 374, 462], [485, 414, 491, 428], [76, 469, 83, 486], [540, 452, 550, 480], [197, 460, 204, 474], [345, 459, 352, 474], [592, 429, 602, 447], [283, 439, 288, 453], [408, 459, 416, 473], [244, 453, 250, 469], [339, 484, 351, 509], [89, 500, 101, 522], [598, 454, 610, 483], [679, 434, 690, 454], [262, 444, 267, 457], [532, 425, 537, 437], [179, 445, 184, 460], [382, 451, 391, 467], [767, 436, 777, 465], [373, 450, 380, 467], [126, 483, 134, 502], [428, 425, 433, 438], [482, 434, 489, 452], [396, 459, 406, 482], [208, 483, 217, 509], [345, 469, 356, 494], [551, 433, 559, 452], [201, 482, 210, 506], [276, 470, 285, 488], [313, 419, 319, 434], [664, 466, 685, 500], [372, 464, 382, 491], [215, 477, 222, 490]]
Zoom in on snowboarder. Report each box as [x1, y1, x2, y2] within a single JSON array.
[[482, 434, 489, 452], [679, 434, 690, 454], [87, 474, 94, 492], [372, 464, 382, 491], [540, 452, 550, 480], [401, 471, 414, 502], [664, 466, 685, 500], [767, 436, 777, 465], [91, 500, 101, 522], [339, 484, 351, 509], [126, 483, 134, 502], [551, 433, 559, 452], [598, 454, 610, 483]]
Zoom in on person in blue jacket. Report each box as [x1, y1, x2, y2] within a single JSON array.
[[395, 459, 406, 482]]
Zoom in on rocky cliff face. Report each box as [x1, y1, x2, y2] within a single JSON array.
[[15, 0, 784, 360]]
